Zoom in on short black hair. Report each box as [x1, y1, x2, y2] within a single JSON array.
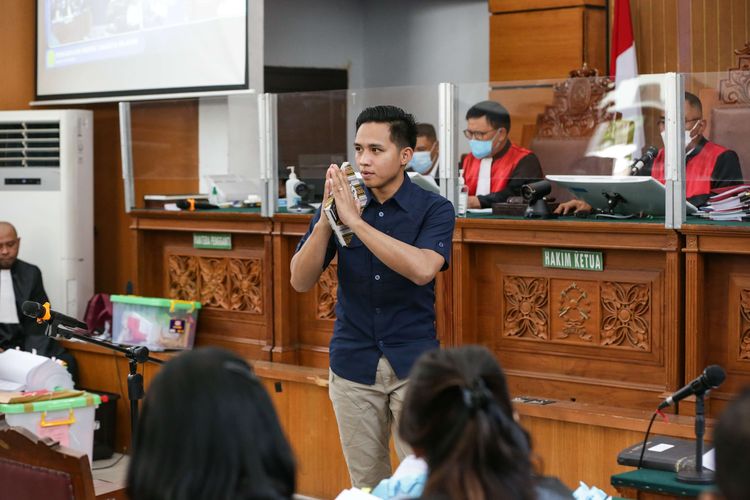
[[715, 386, 750, 500], [685, 92, 703, 116], [466, 100, 511, 132], [356, 105, 417, 149], [416, 123, 437, 143]]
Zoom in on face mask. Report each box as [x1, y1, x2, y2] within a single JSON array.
[[660, 121, 699, 151], [469, 130, 500, 159], [408, 151, 434, 174]]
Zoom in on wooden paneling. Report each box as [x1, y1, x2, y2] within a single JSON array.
[[131, 211, 275, 359], [62, 338, 714, 499], [682, 224, 750, 418], [490, 4, 607, 81], [616, 0, 750, 75], [454, 218, 683, 411], [0, 1, 34, 110]]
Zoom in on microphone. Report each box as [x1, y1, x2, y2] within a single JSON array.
[[629, 146, 659, 176], [21, 301, 88, 331], [658, 365, 726, 410]]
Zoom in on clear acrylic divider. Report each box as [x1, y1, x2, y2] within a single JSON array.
[[275, 84, 443, 214], [125, 95, 265, 214], [682, 71, 750, 225], [455, 72, 673, 227]]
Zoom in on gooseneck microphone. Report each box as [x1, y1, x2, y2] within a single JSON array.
[[658, 365, 726, 410], [21, 300, 88, 331], [629, 146, 660, 176]]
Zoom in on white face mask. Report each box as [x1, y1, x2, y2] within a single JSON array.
[[660, 121, 700, 152]]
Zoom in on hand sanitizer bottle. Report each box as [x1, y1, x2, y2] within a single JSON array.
[[458, 169, 469, 217], [286, 166, 302, 209]]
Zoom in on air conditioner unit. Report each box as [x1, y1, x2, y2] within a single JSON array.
[[0, 110, 94, 320]]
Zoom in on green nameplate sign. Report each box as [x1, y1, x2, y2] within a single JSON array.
[[543, 248, 603, 272], [193, 233, 232, 250]]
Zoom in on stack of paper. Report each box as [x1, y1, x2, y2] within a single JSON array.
[[696, 184, 750, 221], [0, 348, 74, 392]]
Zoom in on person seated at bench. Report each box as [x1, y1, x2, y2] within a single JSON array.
[[556, 92, 743, 214], [127, 347, 296, 500], [398, 345, 570, 500], [462, 101, 544, 209]]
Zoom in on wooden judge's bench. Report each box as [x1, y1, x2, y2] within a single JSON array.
[[62, 209, 750, 499]]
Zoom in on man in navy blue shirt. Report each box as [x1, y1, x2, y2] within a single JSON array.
[[290, 106, 455, 488]]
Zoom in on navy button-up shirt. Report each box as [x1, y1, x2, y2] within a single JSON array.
[[296, 173, 455, 384]]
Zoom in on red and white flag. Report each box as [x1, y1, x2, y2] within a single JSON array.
[[610, 0, 645, 159]]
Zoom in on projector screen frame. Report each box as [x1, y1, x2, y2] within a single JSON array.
[[34, 0, 251, 104]]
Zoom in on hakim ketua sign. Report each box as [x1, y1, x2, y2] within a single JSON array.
[[543, 248, 603, 272]]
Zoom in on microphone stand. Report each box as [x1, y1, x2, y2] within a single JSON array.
[[49, 321, 164, 449], [676, 390, 714, 484]]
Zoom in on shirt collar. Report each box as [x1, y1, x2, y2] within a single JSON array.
[[363, 171, 414, 212]]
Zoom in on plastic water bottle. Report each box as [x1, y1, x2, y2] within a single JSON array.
[[458, 169, 469, 217]]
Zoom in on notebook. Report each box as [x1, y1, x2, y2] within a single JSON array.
[[617, 436, 713, 472]]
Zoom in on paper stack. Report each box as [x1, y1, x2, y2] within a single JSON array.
[[0, 348, 74, 392], [696, 184, 750, 221]]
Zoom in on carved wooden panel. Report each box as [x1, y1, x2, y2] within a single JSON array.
[[503, 276, 549, 340], [228, 258, 263, 313], [719, 43, 750, 105], [168, 255, 198, 302], [600, 282, 651, 351], [555, 281, 594, 342], [536, 64, 614, 138], [317, 264, 338, 320], [166, 254, 264, 314], [740, 289, 750, 360], [502, 275, 652, 351]]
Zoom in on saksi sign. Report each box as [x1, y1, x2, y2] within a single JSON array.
[[542, 248, 603, 272]]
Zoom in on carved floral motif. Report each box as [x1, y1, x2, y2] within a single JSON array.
[[739, 289, 750, 360], [199, 257, 229, 308], [168, 255, 198, 301], [536, 63, 614, 138], [228, 258, 263, 313], [166, 253, 265, 313], [600, 282, 650, 350], [719, 43, 750, 105], [504, 277, 549, 340], [317, 264, 338, 320], [557, 282, 592, 341]]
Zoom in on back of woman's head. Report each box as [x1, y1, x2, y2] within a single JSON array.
[[399, 345, 534, 500], [127, 347, 295, 500]]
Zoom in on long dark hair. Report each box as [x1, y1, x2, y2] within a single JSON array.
[[127, 347, 295, 500], [399, 346, 535, 500]]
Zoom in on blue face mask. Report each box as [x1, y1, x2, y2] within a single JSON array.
[[468, 130, 500, 159], [408, 151, 434, 174]]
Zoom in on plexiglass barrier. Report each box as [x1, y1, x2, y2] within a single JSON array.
[[273, 84, 443, 214], [681, 71, 750, 224], [123, 94, 265, 213]]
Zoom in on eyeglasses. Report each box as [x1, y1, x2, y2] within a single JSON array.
[[463, 128, 499, 140], [657, 117, 702, 127]]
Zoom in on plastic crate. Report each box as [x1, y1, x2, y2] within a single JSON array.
[[111, 295, 201, 351]]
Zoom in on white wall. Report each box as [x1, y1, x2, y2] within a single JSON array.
[[264, 0, 488, 90], [264, 0, 366, 89], [199, 0, 265, 192], [361, 0, 489, 88]]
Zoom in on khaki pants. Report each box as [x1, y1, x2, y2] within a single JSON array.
[[329, 357, 412, 488]]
